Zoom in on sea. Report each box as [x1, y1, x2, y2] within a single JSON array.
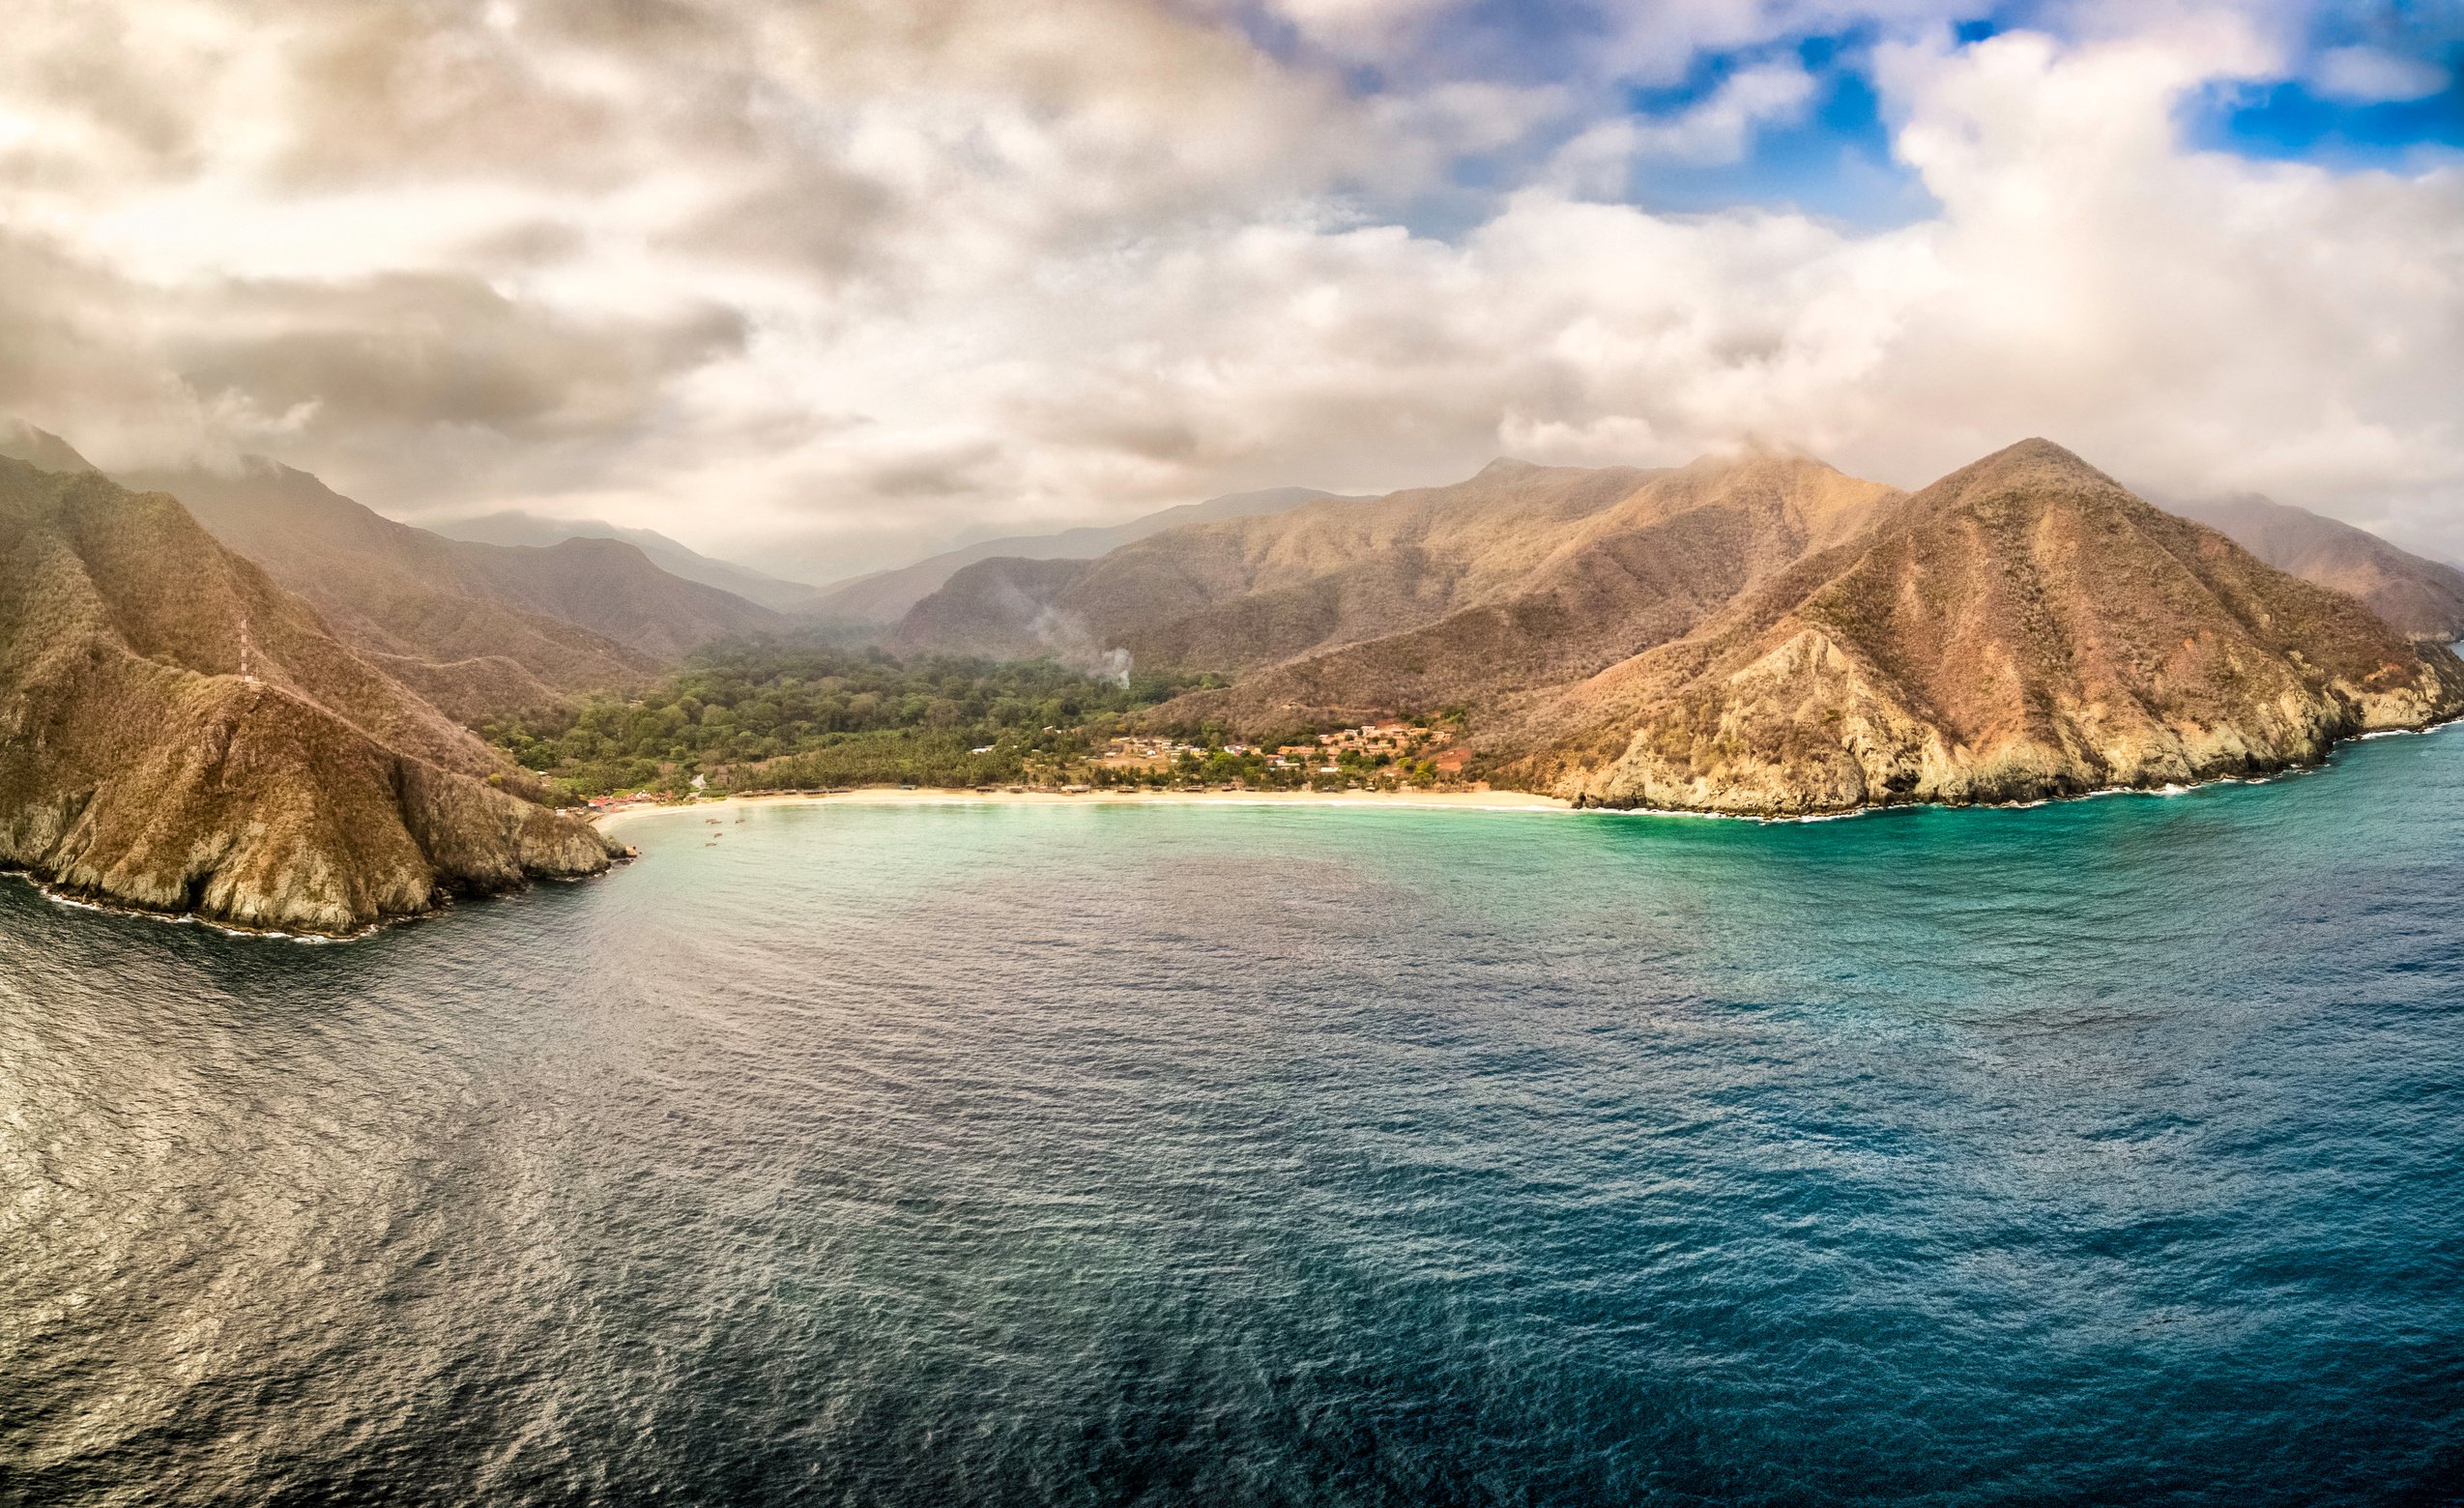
[[5, 733, 2463, 1506]]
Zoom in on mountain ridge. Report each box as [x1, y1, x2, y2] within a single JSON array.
[[818, 485, 1348, 624], [1508, 441, 2464, 814], [431, 510, 831, 614], [2167, 493, 2464, 642]]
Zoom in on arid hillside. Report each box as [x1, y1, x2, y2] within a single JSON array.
[[1158, 453, 1900, 729], [1512, 441, 2464, 814], [899, 454, 1897, 680], [121, 459, 785, 685], [0, 459, 623, 935], [2170, 494, 2464, 642], [820, 485, 1343, 624]]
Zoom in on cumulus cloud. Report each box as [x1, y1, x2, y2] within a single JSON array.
[[2, 0, 2462, 577], [2310, 44, 2450, 102], [1547, 62, 1821, 195]]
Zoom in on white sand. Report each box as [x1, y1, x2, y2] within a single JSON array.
[[594, 785, 1568, 827]]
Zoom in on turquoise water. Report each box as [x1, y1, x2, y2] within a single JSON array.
[[5, 735, 2464, 1504]]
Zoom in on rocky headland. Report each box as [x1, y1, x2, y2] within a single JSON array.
[[0, 458, 626, 936]]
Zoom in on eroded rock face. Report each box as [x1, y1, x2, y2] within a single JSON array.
[[0, 459, 623, 936], [1520, 441, 2464, 816]]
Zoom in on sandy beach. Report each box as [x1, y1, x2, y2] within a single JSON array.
[[594, 786, 1569, 827]]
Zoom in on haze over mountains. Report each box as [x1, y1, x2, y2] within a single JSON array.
[[433, 511, 832, 615], [0, 422, 795, 723], [121, 461, 785, 663], [2168, 495, 2464, 644], [814, 486, 1348, 625]]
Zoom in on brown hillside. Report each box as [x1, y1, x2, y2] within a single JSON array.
[[2170, 494, 2464, 642], [896, 458, 1724, 670], [1161, 453, 1898, 730], [0, 459, 623, 935], [1512, 441, 2464, 815], [892, 557, 1099, 662], [894, 460, 1649, 665], [118, 460, 785, 710], [820, 486, 1344, 624]]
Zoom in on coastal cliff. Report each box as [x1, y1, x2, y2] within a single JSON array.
[[0, 459, 623, 935], [1517, 441, 2464, 815]]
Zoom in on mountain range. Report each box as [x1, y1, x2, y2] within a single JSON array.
[[0, 424, 793, 723], [431, 510, 832, 614], [4, 414, 2460, 930], [1510, 443, 2461, 812], [897, 441, 2464, 815], [812, 486, 1349, 624]]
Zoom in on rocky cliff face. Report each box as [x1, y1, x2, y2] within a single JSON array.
[[1515, 441, 2464, 815], [0, 460, 624, 935]]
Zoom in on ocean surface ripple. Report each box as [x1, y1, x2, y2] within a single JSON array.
[[6, 736, 2464, 1505]]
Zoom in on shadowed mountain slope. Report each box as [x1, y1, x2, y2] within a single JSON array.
[[113, 460, 658, 718], [824, 486, 1345, 625], [0, 460, 622, 935], [125, 460, 787, 657], [2169, 494, 2464, 642], [114, 461, 786, 714], [1510, 441, 2464, 815]]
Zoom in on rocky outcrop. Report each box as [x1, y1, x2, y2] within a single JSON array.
[[0, 459, 624, 936], [1514, 441, 2464, 815]]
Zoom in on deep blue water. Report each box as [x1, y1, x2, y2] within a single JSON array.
[[5, 735, 2464, 1506]]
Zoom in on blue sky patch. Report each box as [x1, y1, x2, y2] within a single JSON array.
[[2190, 75, 2464, 167]]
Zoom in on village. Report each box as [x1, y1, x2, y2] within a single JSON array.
[[1098, 720, 1464, 781], [571, 720, 1473, 811]]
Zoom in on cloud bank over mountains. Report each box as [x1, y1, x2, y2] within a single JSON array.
[[1, 0, 2458, 574]]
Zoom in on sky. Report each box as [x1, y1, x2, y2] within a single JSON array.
[[2, 1, 2461, 580]]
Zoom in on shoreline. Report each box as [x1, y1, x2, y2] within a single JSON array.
[[591, 713, 2464, 831], [594, 786, 1571, 827]]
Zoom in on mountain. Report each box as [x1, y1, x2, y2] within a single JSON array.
[[897, 454, 1897, 688], [0, 458, 623, 936], [114, 460, 787, 713], [0, 419, 101, 477], [817, 485, 1344, 624], [1509, 441, 2464, 815], [2167, 494, 2464, 642], [432, 510, 830, 614], [1147, 453, 1899, 726]]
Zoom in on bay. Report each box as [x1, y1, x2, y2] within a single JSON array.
[[5, 732, 2463, 1504]]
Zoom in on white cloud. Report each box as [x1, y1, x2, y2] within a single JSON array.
[[2, 0, 2462, 581], [2311, 45, 2450, 103], [1548, 62, 1821, 196]]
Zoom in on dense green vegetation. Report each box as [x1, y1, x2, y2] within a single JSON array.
[[481, 638, 1219, 798], [481, 637, 1466, 800]]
